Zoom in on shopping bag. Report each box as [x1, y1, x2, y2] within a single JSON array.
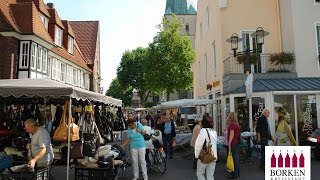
[[226, 149, 234, 172]]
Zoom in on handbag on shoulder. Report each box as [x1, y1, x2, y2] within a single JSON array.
[[198, 129, 217, 164]]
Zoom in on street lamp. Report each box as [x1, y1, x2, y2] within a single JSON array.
[[226, 27, 269, 135], [226, 27, 269, 73]]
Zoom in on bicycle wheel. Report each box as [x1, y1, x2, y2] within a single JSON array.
[[156, 150, 166, 174]]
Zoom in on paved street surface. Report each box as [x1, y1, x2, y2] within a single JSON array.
[[50, 146, 320, 180]]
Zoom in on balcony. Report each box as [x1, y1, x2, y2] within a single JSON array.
[[223, 54, 295, 75], [223, 53, 297, 95]]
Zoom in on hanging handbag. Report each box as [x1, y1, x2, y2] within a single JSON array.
[[82, 115, 97, 157], [53, 100, 80, 142], [198, 129, 217, 164], [70, 140, 84, 159]]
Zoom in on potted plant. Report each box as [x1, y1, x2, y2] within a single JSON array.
[[269, 52, 295, 69], [235, 53, 259, 64]]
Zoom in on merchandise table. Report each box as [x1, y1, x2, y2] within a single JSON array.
[[174, 133, 192, 152]]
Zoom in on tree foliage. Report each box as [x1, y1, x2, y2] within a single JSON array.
[[117, 47, 150, 106], [145, 16, 195, 100], [105, 78, 133, 107]]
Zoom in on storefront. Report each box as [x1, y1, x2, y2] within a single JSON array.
[[222, 78, 320, 145]]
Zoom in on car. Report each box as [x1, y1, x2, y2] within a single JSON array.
[[308, 128, 320, 160]]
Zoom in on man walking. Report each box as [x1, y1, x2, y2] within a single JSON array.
[[256, 109, 273, 169]]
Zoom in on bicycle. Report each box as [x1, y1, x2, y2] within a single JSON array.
[[146, 130, 166, 174]]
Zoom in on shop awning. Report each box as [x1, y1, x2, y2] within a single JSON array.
[[230, 78, 320, 94], [154, 98, 214, 108], [0, 78, 122, 106]]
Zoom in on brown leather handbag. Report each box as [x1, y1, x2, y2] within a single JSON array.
[[53, 100, 80, 142]]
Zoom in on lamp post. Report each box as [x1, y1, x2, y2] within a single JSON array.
[[226, 27, 269, 134]]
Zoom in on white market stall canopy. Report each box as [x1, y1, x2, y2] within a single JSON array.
[[0, 78, 122, 106], [156, 98, 214, 108]]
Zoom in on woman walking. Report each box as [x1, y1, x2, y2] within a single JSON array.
[[122, 116, 148, 180], [194, 116, 218, 180], [227, 112, 241, 179]]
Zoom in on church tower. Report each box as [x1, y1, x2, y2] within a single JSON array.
[[164, 0, 197, 48]]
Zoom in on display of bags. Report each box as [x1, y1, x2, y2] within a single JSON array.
[[70, 140, 84, 159], [198, 129, 217, 164], [226, 149, 234, 172], [53, 100, 80, 142]]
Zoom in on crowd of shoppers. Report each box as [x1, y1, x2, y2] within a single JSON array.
[[122, 107, 298, 180]]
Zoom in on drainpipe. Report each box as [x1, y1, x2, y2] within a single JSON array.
[[276, 0, 283, 52]]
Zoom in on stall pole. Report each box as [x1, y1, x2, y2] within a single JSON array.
[[66, 97, 72, 180]]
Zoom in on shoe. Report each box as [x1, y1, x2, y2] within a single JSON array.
[[170, 156, 173, 159]]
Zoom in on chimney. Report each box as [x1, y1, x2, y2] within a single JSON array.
[[47, 2, 54, 8]]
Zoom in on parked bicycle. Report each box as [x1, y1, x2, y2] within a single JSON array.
[[146, 130, 166, 174]]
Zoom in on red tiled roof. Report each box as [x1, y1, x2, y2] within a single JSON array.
[[50, 46, 91, 72], [47, 8, 64, 29], [69, 21, 99, 64], [10, 2, 53, 43], [16, 0, 50, 17], [62, 20, 75, 38], [0, 0, 20, 32]]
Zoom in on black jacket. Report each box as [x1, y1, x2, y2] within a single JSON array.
[[256, 115, 272, 140], [158, 121, 176, 138]]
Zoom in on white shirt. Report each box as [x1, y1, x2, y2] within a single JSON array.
[[194, 128, 218, 160], [143, 125, 154, 149]]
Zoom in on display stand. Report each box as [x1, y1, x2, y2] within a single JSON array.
[[0, 78, 123, 180]]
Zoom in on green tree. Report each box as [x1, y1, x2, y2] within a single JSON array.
[[145, 16, 195, 100], [106, 78, 133, 107], [117, 47, 150, 107]]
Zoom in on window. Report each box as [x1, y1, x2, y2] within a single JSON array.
[[36, 46, 42, 71], [42, 49, 47, 73], [52, 58, 57, 80], [19, 41, 29, 68], [206, 6, 210, 31], [212, 42, 217, 78], [81, 71, 85, 88], [73, 68, 77, 85], [85, 73, 90, 90], [39, 13, 48, 30], [204, 54, 208, 84], [241, 31, 257, 52], [55, 26, 63, 47], [47, 57, 52, 78], [67, 36, 74, 54], [77, 69, 81, 86], [56, 61, 61, 81], [30, 43, 36, 70], [197, 61, 201, 87], [316, 25, 320, 58], [200, 23, 203, 40], [61, 63, 66, 82]]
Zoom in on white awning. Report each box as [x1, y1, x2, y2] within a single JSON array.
[[0, 78, 122, 106], [158, 98, 214, 108]]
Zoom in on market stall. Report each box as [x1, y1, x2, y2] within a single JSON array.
[[0, 78, 124, 180]]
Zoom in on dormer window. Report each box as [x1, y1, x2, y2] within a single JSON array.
[[55, 26, 63, 47], [68, 36, 74, 54], [39, 13, 48, 30]]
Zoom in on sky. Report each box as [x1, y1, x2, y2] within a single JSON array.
[[44, 0, 197, 93]]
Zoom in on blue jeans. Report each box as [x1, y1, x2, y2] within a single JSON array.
[[230, 144, 240, 178], [260, 138, 268, 168], [163, 134, 173, 158]]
